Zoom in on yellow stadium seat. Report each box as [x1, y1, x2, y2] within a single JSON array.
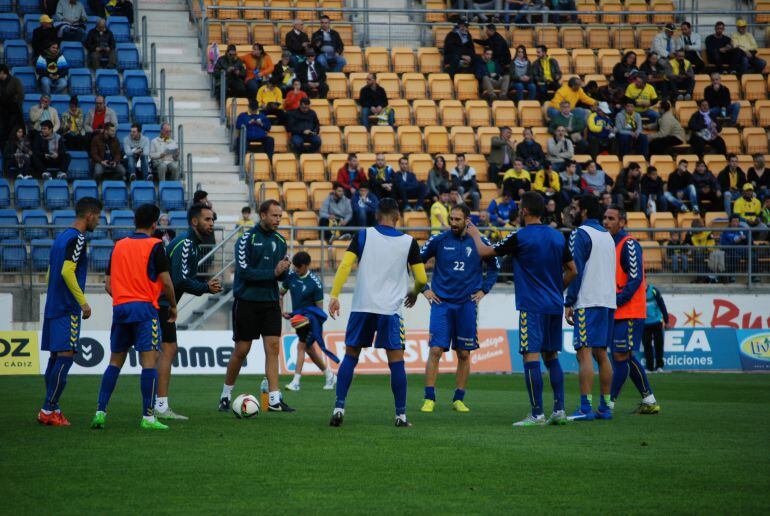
[[309, 98, 331, 126], [651, 0, 675, 24], [334, 24, 354, 47], [561, 26, 585, 48], [466, 154, 488, 180], [377, 73, 401, 100], [299, 240, 325, 269], [623, 155, 648, 170], [408, 153, 434, 182], [572, 49, 596, 75], [638, 28, 660, 51], [326, 153, 348, 177], [398, 126, 424, 153], [215, 0, 240, 20], [450, 126, 477, 153], [736, 154, 754, 172], [267, 0, 292, 20], [402, 73, 427, 100], [424, 1, 447, 23], [432, 24, 454, 49], [439, 100, 465, 126], [268, 126, 288, 152], [675, 100, 698, 125], [208, 23, 223, 44], [465, 100, 491, 127], [511, 28, 535, 47], [477, 127, 500, 154], [755, 100, 770, 127], [321, 0, 344, 21], [348, 72, 368, 100], [392, 47, 417, 73], [330, 241, 353, 268], [300, 154, 326, 182], [424, 126, 450, 154], [722, 75, 741, 99], [371, 126, 396, 153], [428, 73, 454, 100], [721, 127, 742, 154], [293, 211, 319, 241], [736, 100, 753, 128], [598, 48, 621, 75], [743, 128, 769, 154], [705, 211, 729, 227], [276, 22, 295, 45], [757, 50, 770, 73], [413, 100, 438, 127], [418, 47, 443, 73], [294, 0, 317, 21], [226, 23, 250, 44], [319, 126, 343, 154], [518, 100, 543, 127], [283, 181, 309, 211], [641, 241, 663, 271], [344, 126, 369, 153], [263, 45, 282, 65], [586, 25, 610, 49], [251, 23, 276, 44], [601, 0, 624, 24], [536, 26, 559, 48], [584, 74, 608, 87], [277, 214, 291, 240], [389, 99, 412, 126], [272, 153, 298, 182], [576, 0, 599, 24], [626, 216, 650, 241], [704, 155, 727, 172], [365, 47, 390, 73], [343, 46, 364, 73], [453, 74, 478, 101], [310, 181, 333, 210], [479, 185, 500, 210], [692, 74, 711, 101], [242, 0, 265, 20], [612, 27, 636, 51], [255, 181, 281, 203], [532, 127, 550, 149], [492, 100, 517, 126], [626, 0, 649, 25], [650, 212, 676, 242], [548, 48, 571, 74], [596, 155, 621, 180], [250, 153, 272, 181], [650, 155, 676, 181], [677, 212, 702, 228], [326, 72, 348, 99], [756, 0, 770, 23], [741, 74, 766, 101], [403, 211, 430, 240], [332, 99, 359, 126]]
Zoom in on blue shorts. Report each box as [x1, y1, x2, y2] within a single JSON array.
[[41, 313, 81, 353], [110, 317, 161, 353], [429, 299, 478, 352], [519, 311, 563, 354], [345, 312, 405, 350], [611, 318, 645, 353], [573, 307, 614, 350]]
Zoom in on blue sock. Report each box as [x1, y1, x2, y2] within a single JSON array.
[[44, 355, 56, 391], [545, 358, 564, 412], [424, 386, 436, 401], [43, 356, 73, 411], [523, 361, 543, 417], [580, 394, 592, 412], [629, 355, 653, 397], [389, 360, 408, 416], [611, 358, 630, 401], [335, 354, 358, 409], [97, 365, 121, 412], [140, 368, 158, 417], [453, 389, 465, 402]]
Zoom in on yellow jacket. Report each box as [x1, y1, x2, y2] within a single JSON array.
[[668, 57, 692, 76], [501, 168, 532, 183], [533, 170, 561, 193], [550, 84, 597, 109], [256, 85, 283, 109], [731, 31, 758, 53], [733, 197, 761, 223]]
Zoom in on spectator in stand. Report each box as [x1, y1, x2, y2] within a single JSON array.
[[488, 126, 517, 186], [104, 0, 135, 25], [515, 128, 545, 172], [32, 15, 60, 57], [123, 123, 150, 181], [150, 123, 180, 181], [548, 77, 596, 121], [55, 0, 88, 42], [443, 20, 476, 77], [319, 182, 353, 242], [547, 101, 586, 151], [639, 52, 671, 102], [36, 42, 69, 96], [615, 100, 649, 157], [59, 96, 86, 151], [532, 45, 562, 102], [449, 186, 465, 209], [507, 46, 534, 102], [29, 94, 61, 134], [731, 19, 767, 75], [501, 158, 531, 201], [704, 73, 740, 126], [581, 160, 612, 197], [352, 182, 379, 227], [285, 20, 311, 65], [748, 154, 770, 200], [213, 45, 247, 98], [559, 160, 581, 205], [692, 160, 721, 212], [85, 18, 116, 69], [154, 213, 176, 245], [394, 156, 427, 212], [427, 155, 451, 202], [476, 48, 510, 103], [542, 197, 563, 228], [272, 51, 296, 92], [473, 24, 511, 74], [667, 49, 695, 100], [31, 120, 69, 179], [256, 77, 285, 125], [295, 50, 328, 99], [720, 214, 749, 283], [283, 79, 308, 111], [705, 21, 739, 73], [3, 126, 33, 179], [717, 153, 747, 214], [689, 99, 727, 157], [643, 284, 670, 372], [648, 100, 686, 155], [287, 97, 320, 153], [0, 65, 25, 148], [651, 23, 681, 60], [430, 188, 451, 235], [311, 15, 346, 73], [761, 197, 770, 226], [235, 99, 274, 160], [450, 153, 480, 210], [532, 162, 560, 204], [236, 206, 254, 237], [624, 72, 659, 123], [679, 21, 705, 73], [733, 183, 767, 239], [336, 153, 365, 198], [586, 102, 616, 157], [243, 43, 275, 100], [665, 159, 700, 213], [368, 153, 396, 201], [547, 126, 574, 173], [84, 95, 117, 137], [476, 210, 502, 243], [600, 192, 613, 212], [612, 162, 642, 212], [515, 0, 549, 24], [561, 195, 580, 228], [612, 51, 639, 90], [359, 73, 393, 128]]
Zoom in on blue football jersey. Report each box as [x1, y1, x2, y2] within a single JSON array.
[[44, 228, 88, 319], [281, 271, 324, 310]]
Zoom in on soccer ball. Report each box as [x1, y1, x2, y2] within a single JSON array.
[[232, 394, 260, 418]]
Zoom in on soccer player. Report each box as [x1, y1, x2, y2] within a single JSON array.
[[411, 204, 499, 413], [91, 204, 178, 430], [327, 198, 427, 427], [281, 251, 338, 392], [219, 200, 295, 412], [602, 205, 660, 414], [154, 203, 223, 420], [37, 197, 102, 426], [468, 192, 577, 426], [564, 196, 617, 421]]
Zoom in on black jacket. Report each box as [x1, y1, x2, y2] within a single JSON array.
[[358, 85, 388, 108], [285, 29, 310, 56], [311, 29, 344, 55], [295, 60, 327, 85], [444, 30, 475, 59], [32, 131, 66, 158], [704, 85, 732, 110], [287, 108, 320, 136], [85, 28, 116, 52], [717, 166, 747, 192], [473, 32, 511, 71]]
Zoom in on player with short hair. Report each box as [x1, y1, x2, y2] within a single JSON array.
[[328, 198, 427, 427], [602, 205, 660, 414], [281, 251, 339, 392], [37, 197, 102, 426], [91, 204, 178, 430], [468, 192, 577, 426], [154, 203, 223, 420], [564, 196, 617, 421], [410, 204, 499, 413]]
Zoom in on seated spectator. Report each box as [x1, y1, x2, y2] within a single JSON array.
[[615, 101, 649, 157], [688, 99, 727, 157], [287, 97, 320, 153], [155, 213, 176, 245], [624, 73, 659, 124], [705, 21, 740, 73], [443, 20, 476, 77], [612, 162, 642, 212], [515, 0, 549, 24], [748, 154, 770, 200], [704, 73, 740, 126], [612, 51, 639, 90], [546, 126, 574, 172], [256, 77, 286, 125], [692, 160, 721, 212], [720, 214, 749, 283], [351, 182, 379, 227], [32, 15, 60, 57], [476, 210, 502, 243], [731, 19, 767, 75], [641, 166, 666, 213], [85, 95, 117, 136], [449, 186, 465, 209], [59, 96, 86, 151], [311, 15, 347, 73], [104, 0, 135, 25], [295, 50, 328, 99], [29, 94, 61, 133], [450, 153, 480, 210], [368, 153, 396, 200], [283, 79, 308, 111], [664, 159, 699, 213], [0, 65, 25, 147], [272, 51, 296, 92], [581, 160, 612, 197], [85, 18, 116, 69], [717, 153, 747, 214], [542, 197, 563, 228], [761, 197, 770, 227], [476, 48, 509, 103], [236, 206, 255, 236], [336, 153, 365, 198], [548, 77, 596, 121], [213, 45, 247, 98], [430, 188, 451, 234], [487, 191, 516, 227], [123, 123, 151, 181], [319, 182, 353, 241], [501, 158, 531, 200], [551, 0, 577, 23], [532, 162, 560, 204], [507, 46, 533, 102], [733, 184, 767, 239], [600, 191, 613, 212], [395, 156, 427, 211], [359, 74, 393, 128], [473, 24, 511, 74], [559, 160, 581, 205], [591, 80, 625, 113], [243, 43, 275, 99], [149, 123, 180, 181], [3, 126, 33, 179], [652, 23, 681, 60], [561, 196, 580, 228], [639, 52, 671, 101], [286, 20, 310, 65], [427, 155, 451, 202], [515, 127, 545, 171], [679, 21, 705, 73], [32, 120, 69, 179], [586, 102, 616, 157], [36, 42, 69, 96], [488, 126, 517, 186], [548, 101, 587, 152], [532, 45, 562, 101], [648, 100, 685, 155], [55, 0, 88, 42], [667, 50, 695, 100], [236, 99, 274, 160]]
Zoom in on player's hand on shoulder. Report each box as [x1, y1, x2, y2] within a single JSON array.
[[208, 277, 223, 293], [424, 289, 442, 304], [167, 306, 178, 323], [471, 290, 485, 303], [81, 303, 92, 319]]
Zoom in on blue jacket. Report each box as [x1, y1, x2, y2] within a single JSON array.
[[352, 190, 379, 214], [487, 198, 516, 226], [720, 229, 747, 245], [645, 283, 669, 326], [236, 111, 271, 141], [394, 171, 421, 191], [290, 305, 340, 363], [613, 229, 644, 308]]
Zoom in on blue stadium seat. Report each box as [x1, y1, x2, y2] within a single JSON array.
[[22, 15, 39, 39], [106, 95, 129, 123], [60, 41, 86, 68], [0, 14, 22, 41], [44, 179, 70, 210], [77, 94, 96, 116], [14, 178, 41, 209], [0, 0, 13, 12], [116, 42, 140, 71], [22, 209, 49, 240], [52, 209, 76, 236], [130, 180, 156, 207], [86, 16, 100, 34], [110, 210, 134, 240], [12, 66, 37, 93], [3, 39, 30, 67], [159, 182, 185, 211], [88, 215, 108, 241], [132, 97, 157, 124], [0, 209, 19, 239], [116, 122, 131, 142], [123, 70, 148, 98], [30, 238, 53, 271], [96, 69, 121, 96], [143, 123, 161, 141], [89, 239, 114, 271], [50, 94, 71, 116], [68, 68, 93, 96], [68, 151, 91, 180], [102, 180, 128, 210], [22, 93, 40, 122], [107, 16, 131, 43], [168, 210, 187, 230], [1, 239, 27, 272], [17, 0, 42, 14], [0, 178, 10, 209], [72, 179, 98, 204]]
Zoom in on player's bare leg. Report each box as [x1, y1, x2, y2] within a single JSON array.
[[155, 341, 187, 420], [452, 350, 471, 412], [386, 348, 410, 426], [264, 335, 294, 411], [421, 347, 443, 412], [219, 340, 252, 411]]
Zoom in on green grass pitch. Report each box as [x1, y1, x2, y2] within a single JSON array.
[[2, 373, 769, 514]]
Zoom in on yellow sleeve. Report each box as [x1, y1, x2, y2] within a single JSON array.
[[411, 262, 428, 296], [649, 85, 658, 102], [579, 88, 597, 106], [533, 171, 545, 192], [587, 114, 602, 133], [256, 87, 265, 107], [330, 251, 357, 298], [61, 260, 87, 306], [550, 88, 564, 108], [552, 172, 561, 192]]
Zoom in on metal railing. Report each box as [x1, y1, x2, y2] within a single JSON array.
[[150, 42, 157, 95], [159, 68, 166, 121], [141, 15, 148, 69], [185, 151, 194, 203]]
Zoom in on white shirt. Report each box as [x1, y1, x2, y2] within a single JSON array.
[[574, 224, 617, 309]]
